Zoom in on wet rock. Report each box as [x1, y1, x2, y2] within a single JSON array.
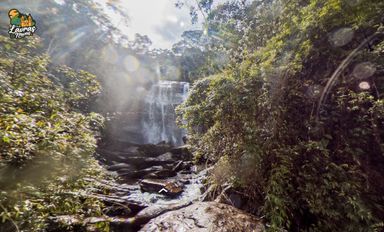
[[140, 179, 184, 197], [119, 167, 162, 179], [116, 168, 135, 175], [103, 205, 132, 217], [170, 145, 192, 160], [84, 217, 110, 224], [87, 193, 148, 215], [172, 161, 184, 172], [98, 140, 136, 152], [121, 156, 175, 169], [97, 147, 139, 156], [98, 142, 173, 161], [139, 179, 167, 193], [179, 170, 193, 175], [172, 161, 193, 173], [48, 215, 137, 232], [183, 161, 193, 170], [177, 178, 191, 185], [97, 149, 132, 163], [140, 202, 264, 232], [120, 157, 149, 168], [118, 170, 145, 179], [121, 166, 172, 179], [133, 201, 192, 227], [164, 163, 176, 170], [119, 184, 140, 191], [137, 143, 172, 157], [143, 157, 175, 167], [107, 163, 134, 172], [125, 201, 148, 214], [109, 217, 136, 232], [156, 152, 175, 162], [101, 201, 193, 231], [161, 182, 183, 197], [123, 145, 140, 154], [145, 169, 177, 179], [156, 141, 169, 146]]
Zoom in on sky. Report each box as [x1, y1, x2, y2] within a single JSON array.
[[93, 0, 200, 48], [0, 0, 200, 49]]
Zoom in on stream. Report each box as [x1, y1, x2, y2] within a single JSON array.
[[95, 80, 204, 231]]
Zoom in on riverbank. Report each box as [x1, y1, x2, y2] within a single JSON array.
[[46, 139, 205, 231], [96, 139, 265, 231]]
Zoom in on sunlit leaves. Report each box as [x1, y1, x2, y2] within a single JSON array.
[[0, 34, 108, 230], [179, 0, 384, 231]]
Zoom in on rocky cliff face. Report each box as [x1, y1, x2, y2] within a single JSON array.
[[104, 80, 189, 145]]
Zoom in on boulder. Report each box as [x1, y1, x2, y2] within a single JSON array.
[[103, 205, 132, 217], [156, 152, 175, 162], [172, 161, 193, 173], [145, 169, 177, 179], [48, 215, 137, 232], [140, 179, 184, 197], [132, 201, 192, 226], [139, 202, 264, 232], [161, 182, 183, 197], [120, 166, 177, 179], [107, 163, 134, 172], [118, 170, 145, 179], [121, 156, 174, 169], [140, 156, 175, 167], [172, 161, 184, 172], [179, 170, 193, 175], [140, 179, 167, 193], [170, 145, 192, 160], [138, 143, 172, 157], [96, 149, 132, 163], [87, 193, 148, 213], [97, 140, 136, 152], [105, 201, 193, 231], [97, 146, 139, 156]]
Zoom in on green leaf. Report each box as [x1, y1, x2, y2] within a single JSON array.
[[2, 136, 10, 143]]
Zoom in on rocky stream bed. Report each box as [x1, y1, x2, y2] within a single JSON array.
[[48, 139, 264, 231]]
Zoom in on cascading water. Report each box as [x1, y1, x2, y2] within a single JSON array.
[[142, 80, 189, 145]]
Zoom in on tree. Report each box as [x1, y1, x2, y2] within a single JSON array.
[[178, 0, 384, 231]]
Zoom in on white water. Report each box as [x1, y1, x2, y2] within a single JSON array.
[[142, 80, 190, 145]]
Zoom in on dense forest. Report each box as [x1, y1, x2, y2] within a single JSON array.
[[0, 0, 384, 231], [178, 0, 384, 230]]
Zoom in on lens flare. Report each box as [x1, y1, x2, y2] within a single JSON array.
[[329, 27, 354, 47], [358, 81, 370, 90], [124, 55, 140, 72], [347, 0, 362, 6], [353, 62, 376, 80], [102, 45, 119, 64]]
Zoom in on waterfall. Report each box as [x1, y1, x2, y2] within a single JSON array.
[[142, 80, 190, 145]]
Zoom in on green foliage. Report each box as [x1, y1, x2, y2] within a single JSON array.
[[0, 35, 109, 231], [178, 0, 384, 231], [0, 35, 102, 164], [0, 158, 110, 232]]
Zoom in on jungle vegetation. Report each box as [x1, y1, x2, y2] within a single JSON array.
[[177, 0, 384, 231], [0, 0, 383, 231]]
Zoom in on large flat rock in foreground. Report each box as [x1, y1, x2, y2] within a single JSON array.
[[139, 202, 264, 232]]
